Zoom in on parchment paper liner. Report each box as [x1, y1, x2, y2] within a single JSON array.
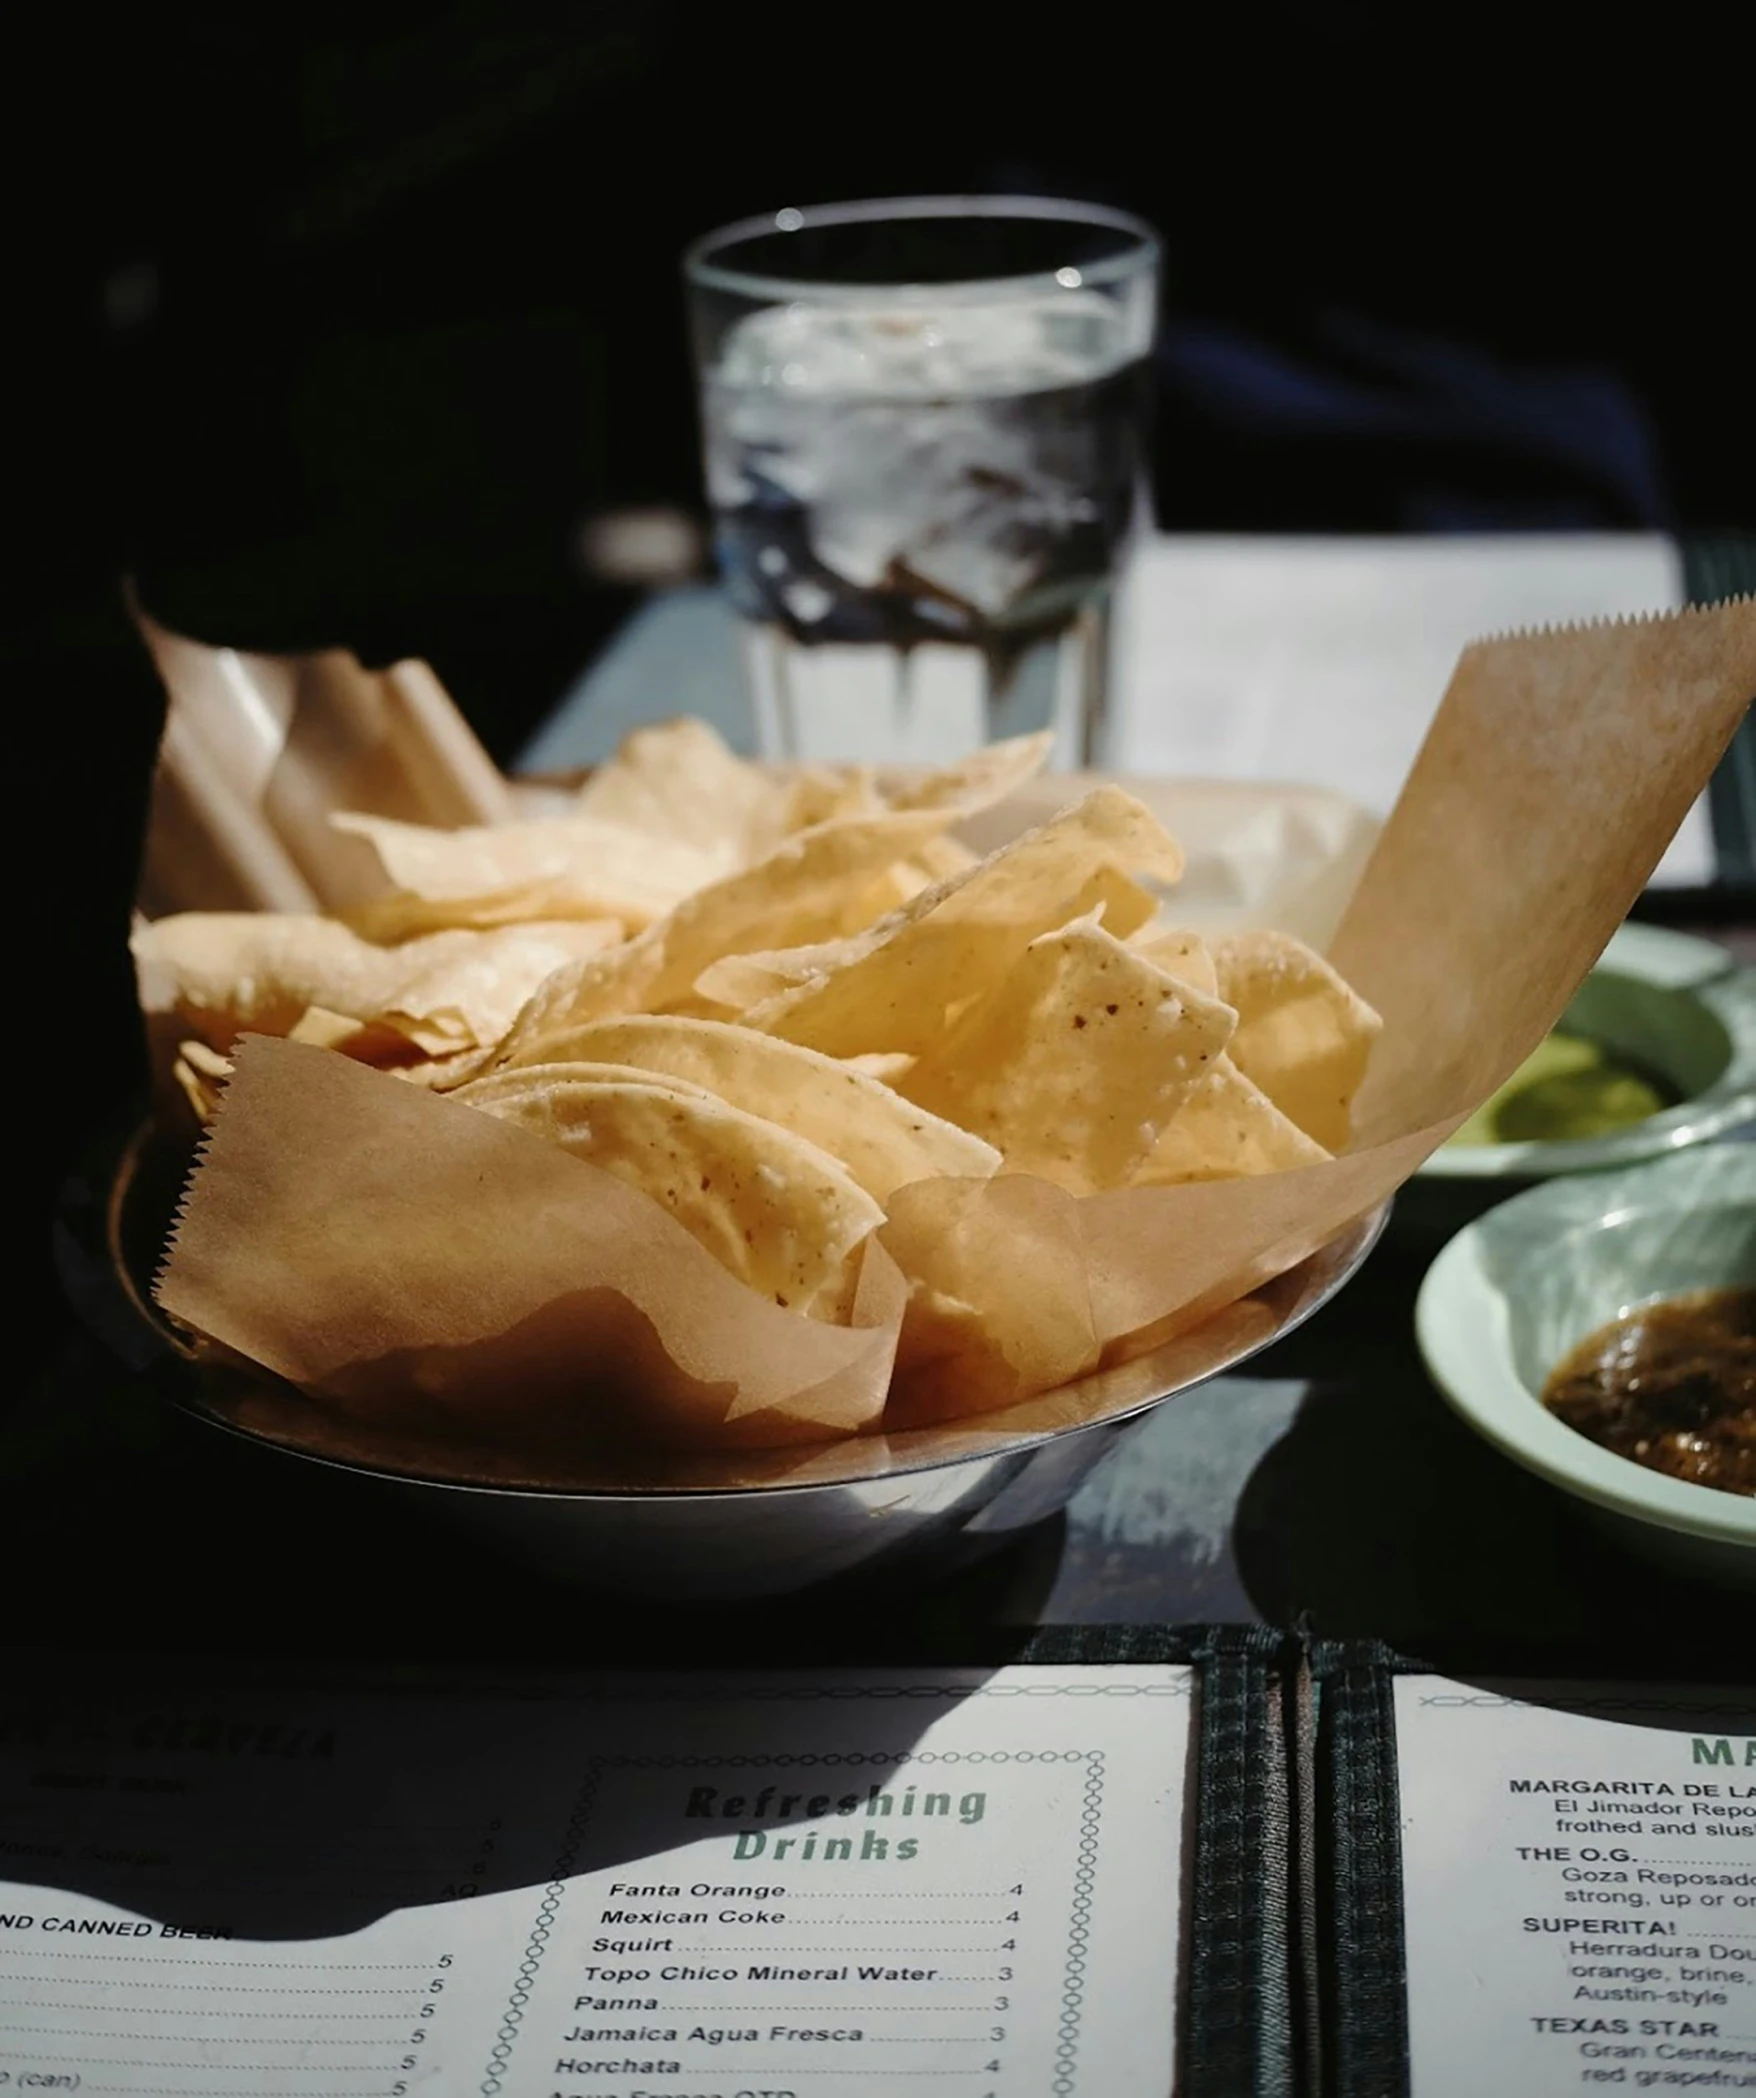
[[141, 599, 1756, 1481], [133, 601, 515, 920], [111, 1119, 1382, 1493]]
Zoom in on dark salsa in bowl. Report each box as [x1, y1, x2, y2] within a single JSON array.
[[1542, 1288, 1756, 1496]]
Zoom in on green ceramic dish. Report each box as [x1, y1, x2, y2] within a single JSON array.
[[1419, 923, 1756, 1182], [1415, 1145, 1756, 1580]]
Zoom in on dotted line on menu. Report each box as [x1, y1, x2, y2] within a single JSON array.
[[480, 1754, 603, 2097], [703, 1947, 1010, 1954], [1053, 1748, 1102, 2098], [0, 2005, 407, 2019], [87, 2088, 394, 2096], [24, 2057, 401, 2068], [11, 2032, 403, 2045], [0, 1978, 420, 1991], [0, 1956, 432, 1968], [664, 2005, 1001, 2012]]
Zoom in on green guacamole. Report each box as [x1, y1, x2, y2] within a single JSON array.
[[1449, 1030, 1672, 1147]]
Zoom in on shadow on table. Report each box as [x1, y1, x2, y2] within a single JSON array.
[[0, 1645, 1009, 1941], [1231, 1227, 1756, 1680], [0, 1315, 1076, 1940]]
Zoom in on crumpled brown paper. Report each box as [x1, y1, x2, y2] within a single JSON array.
[[134, 600, 514, 919], [142, 598, 1756, 1482], [160, 1036, 907, 1461]]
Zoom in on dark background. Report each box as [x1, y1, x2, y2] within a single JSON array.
[[6, 6, 1752, 1366]]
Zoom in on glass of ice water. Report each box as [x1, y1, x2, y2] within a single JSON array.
[[684, 196, 1160, 769]]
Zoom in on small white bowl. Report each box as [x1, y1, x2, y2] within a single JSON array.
[[1415, 1144, 1756, 1582], [1418, 922, 1756, 1183]]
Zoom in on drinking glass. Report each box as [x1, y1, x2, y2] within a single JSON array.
[[684, 196, 1160, 767]]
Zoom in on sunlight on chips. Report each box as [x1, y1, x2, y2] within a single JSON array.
[[133, 913, 622, 1057], [901, 914, 1238, 1194], [455, 1072, 884, 1321], [493, 806, 959, 1062], [333, 809, 735, 930], [743, 786, 1185, 1057], [453, 1059, 729, 1113], [513, 1014, 1001, 1202], [573, 717, 793, 864]]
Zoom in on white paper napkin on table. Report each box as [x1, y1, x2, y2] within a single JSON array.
[[1110, 533, 1708, 886]]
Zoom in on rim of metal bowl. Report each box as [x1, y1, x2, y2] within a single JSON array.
[[68, 1118, 1388, 1504]]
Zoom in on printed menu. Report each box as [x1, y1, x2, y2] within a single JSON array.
[[0, 1663, 1190, 2097], [1398, 1675, 1756, 2098]]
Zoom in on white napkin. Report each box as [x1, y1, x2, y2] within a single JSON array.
[[1110, 533, 1710, 887]]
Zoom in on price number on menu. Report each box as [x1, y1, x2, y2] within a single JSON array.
[[979, 1878, 1025, 2079], [390, 1952, 453, 2095]]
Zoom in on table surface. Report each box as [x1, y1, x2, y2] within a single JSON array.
[[519, 532, 1728, 888], [19, 533, 1756, 1682]]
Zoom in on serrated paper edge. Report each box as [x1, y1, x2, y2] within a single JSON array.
[[1464, 592, 1756, 650], [149, 1083, 233, 1309]]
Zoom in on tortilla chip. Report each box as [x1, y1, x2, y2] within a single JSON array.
[[490, 806, 959, 1063], [692, 936, 864, 1015], [574, 717, 792, 865], [452, 1060, 728, 1114], [884, 729, 1052, 814], [1132, 1056, 1332, 1183], [1128, 927, 1219, 997], [132, 913, 621, 1057], [454, 1073, 884, 1321], [514, 1014, 1001, 1202], [341, 883, 627, 941], [882, 1173, 1097, 1424], [173, 1039, 231, 1124], [900, 915, 1238, 1193], [333, 809, 735, 931], [843, 1051, 916, 1085], [743, 786, 1185, 1058], [1213, 930, 1383, 1151], [181, 1037, 233, 1082], [912, 834, 983, 881], [784, 766, 889, 832]]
